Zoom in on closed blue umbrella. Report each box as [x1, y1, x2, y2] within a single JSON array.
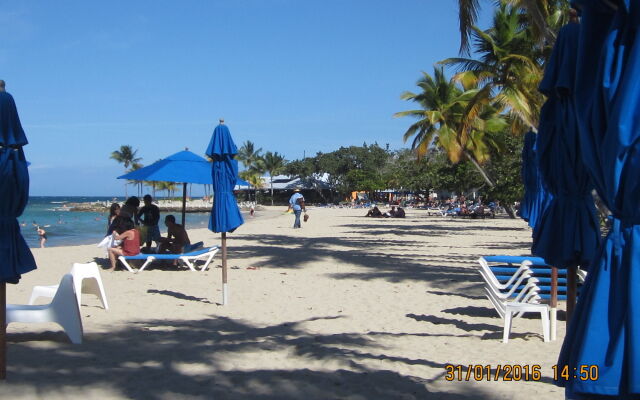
[[519, 131, 552, 229], [0, 89, 37, 379], [532, 21, 600, 271], [205, 121, 244, 305], [532, 19, 601, 341], [557, 1, 640, 397]]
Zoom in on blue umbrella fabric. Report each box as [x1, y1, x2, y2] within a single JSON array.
[[205, 123, 244, 233], [118, 150, 213, 185], [118, 150, 250, 187], [0, 91, 36, 284], [557, 2, 640, 397], [519, 131, 552, 229], [531, 21, 600, 270]]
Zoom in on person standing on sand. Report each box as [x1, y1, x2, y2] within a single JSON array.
[[288, 189, 305, 228], [36, 226, 47, 248], [137, 194, 161, 248]]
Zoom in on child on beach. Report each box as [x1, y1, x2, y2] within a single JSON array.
[[36, 226, 47, 248]]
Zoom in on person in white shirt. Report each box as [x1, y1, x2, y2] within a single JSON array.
[[288, 189, 305, 228]]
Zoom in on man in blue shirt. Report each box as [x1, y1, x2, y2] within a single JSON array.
[[288, 189, 306, 228]]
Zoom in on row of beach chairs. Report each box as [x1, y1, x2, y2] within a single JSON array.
[[478, 255, 586, 343]]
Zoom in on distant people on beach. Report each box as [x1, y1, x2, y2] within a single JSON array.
[[137, 194, 161, 249], [36, 226, 47, 248], [288, 189, 305, 228], [395, 207, 406, 218], [365, 206, 382, 218], [158, 215, 191, 254], [107, 216, 140, 272], [119, 196, 140, 223]]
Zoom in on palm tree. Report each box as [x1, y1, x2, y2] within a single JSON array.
[[111, 145, 142, 197], [239, 170, 264, 203], [236, 141, 263, 170], [443, 3, 545, 132], [261, 151, 286, 205], [128, 162, 144, 197], [394, 67, 506, 187], [457, 0, 570, 54]]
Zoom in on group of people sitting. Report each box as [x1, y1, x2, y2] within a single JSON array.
[[105, 194, 191, 271], [364, 206, 406, 218]]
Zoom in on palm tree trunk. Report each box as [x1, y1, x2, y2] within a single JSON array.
[[270, 176, 274, 206], [463, 150, 516, 218]]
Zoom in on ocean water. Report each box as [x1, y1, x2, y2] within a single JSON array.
[[19, 196, 215, 248]]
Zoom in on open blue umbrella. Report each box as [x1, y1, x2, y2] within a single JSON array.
[[205, 121, 244, 305], [0, 89, 37, 379], [118, 150, 249, 226], [557, 2, 640, 397]]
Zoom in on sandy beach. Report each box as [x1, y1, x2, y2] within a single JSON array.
[[2, 206, 566, 399]]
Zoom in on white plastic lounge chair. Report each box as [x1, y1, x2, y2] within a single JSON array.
[[477, 258, 534, 294], [29, 262, 109, 310], [484, 276, 550, 343], [119, 246, 219, 272], [7, 274, 84, 344]]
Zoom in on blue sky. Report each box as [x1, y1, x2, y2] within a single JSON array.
[[1, 1, 492, 196]]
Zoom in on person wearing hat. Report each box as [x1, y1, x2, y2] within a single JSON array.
[[288, 189, 306, 228]]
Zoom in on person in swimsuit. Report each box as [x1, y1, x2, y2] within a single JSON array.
[[37, 226, 47, 248], [158, 215, 190, 254], [107, 217, 140, 271]]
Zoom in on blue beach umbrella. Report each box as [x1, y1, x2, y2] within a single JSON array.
[[0, 89, 37, 378], [556, 1, 640, 397], [205, 121, 244, 305], [532, 21, 600, 271], [519, 131, 552, 229], [118, 150, 249, 226], [531, 19, 601, 341]]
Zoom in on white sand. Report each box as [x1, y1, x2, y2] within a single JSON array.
[[2, 207, 566, 399]]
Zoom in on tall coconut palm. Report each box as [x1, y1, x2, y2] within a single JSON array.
[[128, 162, 144, 197], [261, 151, 286, 206], [237, 141, 263, 170], [239, 170, 264, 203], [444, 3, 545, 132], [111, 145, 142, 197], [394, 67, 506, 187], [457, 0, 569, 54]]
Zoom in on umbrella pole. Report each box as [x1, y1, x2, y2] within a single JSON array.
[[181, 182, 187, 227], [222, 232, 228, 305], [1, 283, 6, 379], [567, 264, 578, 323], [550, 266, 558, 341]]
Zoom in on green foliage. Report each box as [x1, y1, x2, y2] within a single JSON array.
[[483, 130, 525, 205]]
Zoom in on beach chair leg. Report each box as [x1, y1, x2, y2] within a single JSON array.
[[138, 257, 155, 272], [118, 257, 136, 273], [200, 252, 217, 272], [180, 257, 197, 271], [541, 309, 550, 342], [503, 312, 513, 343]]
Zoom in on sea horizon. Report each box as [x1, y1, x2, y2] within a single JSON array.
[[20, 195, 227, 249]]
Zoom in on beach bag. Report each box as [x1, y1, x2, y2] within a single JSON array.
[[303, 213, 309, 222]]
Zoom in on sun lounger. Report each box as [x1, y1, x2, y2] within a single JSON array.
[[484, 276, 550, 343], [118, 243, 219, 272]]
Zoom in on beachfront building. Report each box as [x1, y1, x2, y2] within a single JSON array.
[[259, 175, 334, 205]]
